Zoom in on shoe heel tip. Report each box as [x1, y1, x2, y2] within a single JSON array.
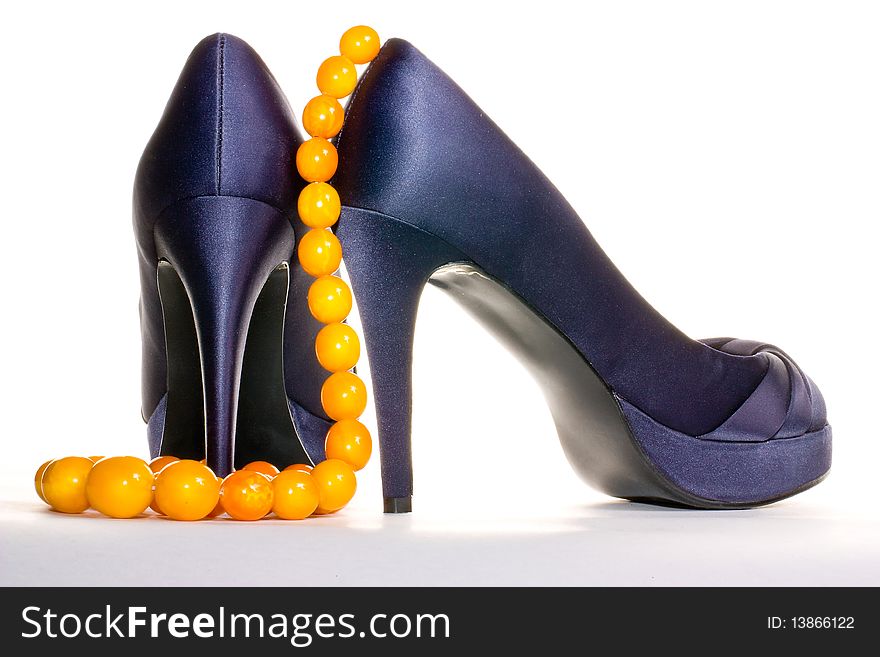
[[383, 496, 412, 514]]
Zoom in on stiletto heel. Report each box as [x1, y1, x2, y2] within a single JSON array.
[[335, 39, 831, 511], [337, 207, 466, 512], [153, 196, 305, 476], [135, 34, 330, 476]]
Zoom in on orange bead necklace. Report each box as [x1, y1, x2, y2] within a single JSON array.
[[294, 26, 381, 505], [33, 27, 382, 522]]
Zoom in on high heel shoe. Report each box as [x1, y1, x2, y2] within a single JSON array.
[[134, 34, 331, 476], [334, 39, 831, 512]]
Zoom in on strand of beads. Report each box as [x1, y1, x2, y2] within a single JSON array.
[[34, 455, 332, 521], [295, 26, 381, 514], [31, 28, 383, 523]]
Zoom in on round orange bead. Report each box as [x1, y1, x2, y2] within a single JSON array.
[[153, 460, 220, 521], [321, 371, 368, 421], [311, 459, 357, 514], [325, 419, 372, 471], [242, 461, 280, 478], [298, 228, 343, 278], [302, 94, 344, 139], [85, 456, 154, 519], [272, 470, 320, 520], [296, 137, 338, 182], [315, 322, 360, 372], [307, 275, 352, 324], [206, 500, 225, 518], [284, 463, 313, 473], [149, 455, 179, 514], [298, 182, 341, 229], [41, 456, 93, 514], [339, 26, 381, 65], [220, 471, 274, 521], [149, 455, 179, 473], [206, 477, 225, 518], [34, 459, 54, 503], [316, 55, 357, 98]]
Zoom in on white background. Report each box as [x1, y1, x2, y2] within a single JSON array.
[[1, 0, 878, 585]]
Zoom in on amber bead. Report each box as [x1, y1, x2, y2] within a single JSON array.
[[324, 419, 372, 471], [316, 55, 357, 98], [41, 456, 93, 514], [148, 456, 179, 515], [34, 459, 54, 503], [298, 228, 343, 278], [296, 137, 338, 182], [321, 371, 367, 421], [220, 470, 274, 521], [272, 470, 320, 520], [153, 460, 220, 521], [307, 275, 353, 324], [206, 477, 225, 518], [339, 26, 381, 65], [85, 456, 154, 519], [149, 455, 178, 473], [242, 461, 280, 478], [298, 182, 341, 229], [302, 94, 344, 139], [315, 322, 360, 372], [311, 459, 357, 514]]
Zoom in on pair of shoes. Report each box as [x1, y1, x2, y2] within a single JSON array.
[[134, 32, 831, 513]]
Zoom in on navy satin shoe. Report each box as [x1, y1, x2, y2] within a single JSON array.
[[134, 34, 330, 476], [334, 39, 831, 512]]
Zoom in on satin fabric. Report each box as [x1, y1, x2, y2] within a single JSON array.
[[134, 34, 329, 465], [334, 39, 775, 437], [334, 39, 831, 503]]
